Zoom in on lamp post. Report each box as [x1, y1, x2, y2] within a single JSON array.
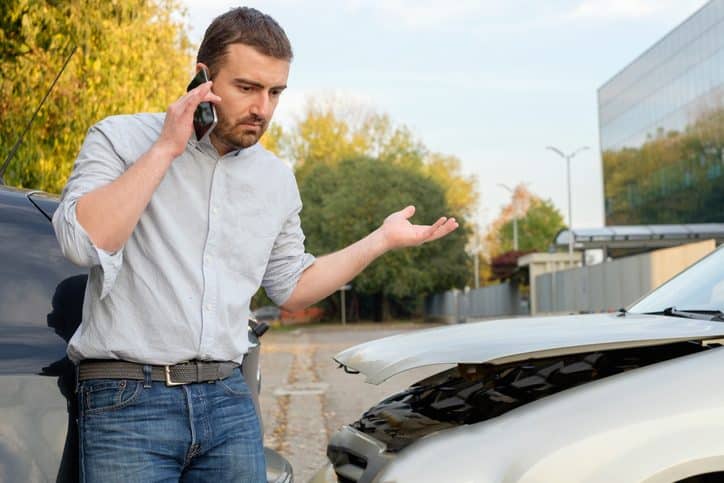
[[545, 145, 589, 256], [498, 183, 518, 251], [339, 284, 351, 325], [472, 233, 480, 290], [469, 209, 484, 290]]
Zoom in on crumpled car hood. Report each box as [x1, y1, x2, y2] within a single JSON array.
[[334, 313, 724, 384]]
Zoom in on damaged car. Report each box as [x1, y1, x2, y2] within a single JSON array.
[[312, 245, 724, 483]]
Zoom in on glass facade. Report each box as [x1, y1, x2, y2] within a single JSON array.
[[599, 0, 724, 225]]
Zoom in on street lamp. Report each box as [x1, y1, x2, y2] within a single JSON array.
[[469, 208, 484, 290], [471, 227, 481, 290], [498, 183, 519, 251], [339, 284, 351, 325], [545, 145, 589, 256]]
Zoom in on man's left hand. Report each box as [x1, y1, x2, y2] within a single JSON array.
[[282, 204, 460, 311], [379, 205, 459, 250]]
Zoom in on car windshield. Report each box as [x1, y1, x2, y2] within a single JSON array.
[[629, 246, 724, 315]]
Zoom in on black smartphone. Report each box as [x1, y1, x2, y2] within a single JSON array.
[[186, 68, 218, 141]]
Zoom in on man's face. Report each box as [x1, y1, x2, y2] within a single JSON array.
[[205, 43, 290, 153]]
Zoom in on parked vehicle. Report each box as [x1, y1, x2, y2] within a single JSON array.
[[253, 305, 282, 325], [312, 245, 724, 483], [0, 185, 293, 482]]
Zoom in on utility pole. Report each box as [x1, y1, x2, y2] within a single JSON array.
[[498, 183, 519, 251], [339, 284, 351, 325], [470, 208, 486, 290], [473, 224, 480, 289]]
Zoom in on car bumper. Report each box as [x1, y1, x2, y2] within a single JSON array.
[[308, 463, 336, 483], [265, 447, 294, 483]]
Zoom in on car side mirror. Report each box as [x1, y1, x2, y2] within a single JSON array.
[[249, 319, 269, 338]]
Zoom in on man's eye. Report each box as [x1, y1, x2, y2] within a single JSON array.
[[271, 90, 282, 97], [240, 85, 253, 92]]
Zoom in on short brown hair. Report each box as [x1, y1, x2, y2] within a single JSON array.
[[197, 7, 293, 76]]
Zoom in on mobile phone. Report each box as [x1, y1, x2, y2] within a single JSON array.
[[186, 68, 218, 141]]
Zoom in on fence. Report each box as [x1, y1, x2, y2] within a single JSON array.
[[535, 239, 716, 314], [425, 282, 528, 323]]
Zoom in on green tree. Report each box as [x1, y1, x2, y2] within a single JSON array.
[[498, 198, 565, 253], [1, 0, 193, 193], [259, 123, 286, 157], [485, 183, 534, 257], [484, 184, 565, 257], [273, 97, 478, 218], [423, 153, 477, 217], [286, 98, 371, 180], [299, 157, 470, 320]]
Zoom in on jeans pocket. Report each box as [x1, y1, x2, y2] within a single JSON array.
[[218, 372, 251, 398], [82, 379, 143, 414]]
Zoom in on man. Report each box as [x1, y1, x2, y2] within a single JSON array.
[[53, 7, 458, 482]]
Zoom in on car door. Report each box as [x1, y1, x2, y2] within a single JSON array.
[[0, 187, 87, 482]]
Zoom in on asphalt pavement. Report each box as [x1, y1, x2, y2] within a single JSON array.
[[258, 321, 445, 482]]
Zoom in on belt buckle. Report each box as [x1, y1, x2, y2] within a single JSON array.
[[165, 365, 185, 386]]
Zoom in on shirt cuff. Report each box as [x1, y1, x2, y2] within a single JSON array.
[[268, 253, 316, 306], [67, 199, 124, 299], [96, 246, 123, 299]]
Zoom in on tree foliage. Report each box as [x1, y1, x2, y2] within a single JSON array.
[[289, 100, 373, 179], [1, 0, 193, 193], [259, 99, 478, 317], [423, 153, 478, 217], [498, 198, 565, 253], [299, 158, 470, 317], [486, 184, 565, 256], [266, 97, 478, 218]]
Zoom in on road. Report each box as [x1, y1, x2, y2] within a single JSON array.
[[257, 322, 446, 482]]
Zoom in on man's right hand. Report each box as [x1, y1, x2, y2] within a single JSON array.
[[75, 82, 221, 253], [154, 81, 221, 159]]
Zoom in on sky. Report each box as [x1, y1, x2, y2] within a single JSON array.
[[181, 0, 709, 230]]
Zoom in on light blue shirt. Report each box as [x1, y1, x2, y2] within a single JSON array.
[[53, 113, 315, 364]]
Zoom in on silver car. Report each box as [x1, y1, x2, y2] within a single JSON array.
[[312, 245, 724, 483]]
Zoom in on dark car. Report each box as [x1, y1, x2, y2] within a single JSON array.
[[253, 305, 281, 324], [0, 185, 293, 482]]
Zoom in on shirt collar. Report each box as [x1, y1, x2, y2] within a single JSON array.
[[190, 135, 260, 159]]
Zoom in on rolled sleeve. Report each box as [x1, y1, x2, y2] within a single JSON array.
[[262, 199, 315, 306], [52, 125, 127, 298]]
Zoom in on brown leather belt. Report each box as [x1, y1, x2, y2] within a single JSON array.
[[78, 360, 240, 386]]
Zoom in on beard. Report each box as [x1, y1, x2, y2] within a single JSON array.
[[212, 109, 268, 151]]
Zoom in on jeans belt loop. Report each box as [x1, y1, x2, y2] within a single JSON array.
[[74, 363, 80, 394], [143, 364, 152, 388]]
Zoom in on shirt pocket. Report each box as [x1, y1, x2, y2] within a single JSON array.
[[220, 217, 278, 282]]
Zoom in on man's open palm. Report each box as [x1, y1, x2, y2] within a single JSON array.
[[380, 205, 459, 250]]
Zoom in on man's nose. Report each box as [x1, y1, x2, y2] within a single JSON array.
[[250, 92, 271, 118]]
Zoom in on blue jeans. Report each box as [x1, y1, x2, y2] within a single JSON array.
[[78, 368, 266, 482]]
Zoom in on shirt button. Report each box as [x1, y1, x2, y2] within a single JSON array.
[[212, 207, 218, 214], [205, 304, 212, 311]]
